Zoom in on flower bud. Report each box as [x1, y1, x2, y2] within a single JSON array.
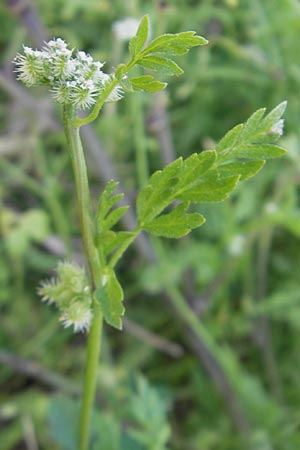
[[38, 261, 92, 333]]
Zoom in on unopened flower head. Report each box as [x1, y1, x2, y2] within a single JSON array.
[[71, 77, 99, 109], [38, 261, 92, 333], [14, 38, 123, 110], [14, 47, 46, 86], [60, 302, 93, 333]]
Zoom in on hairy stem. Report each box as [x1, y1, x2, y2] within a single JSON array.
[[63, 106, 103, 450]]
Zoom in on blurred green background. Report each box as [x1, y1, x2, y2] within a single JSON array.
[[1, 0, 300, 449]]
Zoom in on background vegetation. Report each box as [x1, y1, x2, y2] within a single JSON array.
[[1, 1, 300, 449]]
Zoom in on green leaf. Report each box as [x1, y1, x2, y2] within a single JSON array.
[[215, 124, 243, 153], [96, 180, 123, 223], [141, 31, 208, 57], [99, 230, 136, 258], [177, 151, 217, 190], [94, 269, 124, 329], [137, 157, 183, 224], [138, 55, 183, 76], [218, 160, 265, 180], [129, 15, 149, 58], [137, 150, 216, 223], [92, 413, 121, 450], [144, 203, 205, 238], [131, 75, 167, 93], [257, 101, 287, 134], [101, 206, 129, 231], [216, 103, 287, 161], [136, 103, 286, 238], [48, 396, 79, 450], [232, 144, 286, 159], [96, 180, 128, 238], [178, 173, 240, 202], [240, 108, 266, 141], [137, 151, 216, 224]]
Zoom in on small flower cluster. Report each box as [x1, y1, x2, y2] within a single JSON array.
[[14, 38, 122, 109], [38, 261, 92, 333]]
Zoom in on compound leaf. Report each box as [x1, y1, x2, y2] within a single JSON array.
[[216, 103, 287, 162], [218, 160, 265, 181], [137, 150, 216, 224], [178, 173, 240, 202], [144, 203, 205, 238], [231, 144, 286, 160]]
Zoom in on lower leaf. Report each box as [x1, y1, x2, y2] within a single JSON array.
[[94, 269, 125, 329]]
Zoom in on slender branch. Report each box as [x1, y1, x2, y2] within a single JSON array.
[[78, 303, 103, 450], [63, 109, 102, 280]]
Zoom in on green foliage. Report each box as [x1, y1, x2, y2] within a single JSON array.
[[96, 180, 129, 260], [123, 15, 208, 94], [126, 376, 171, 450], [140, 30, 208, 56], [128, 15, 149, 59], [137, 103, 286, 239], [48, 396, 79, 450], [144, 203, 205, 238], [137, 55, 183, 77], [130, 75, 167, 93], [137, 151, 216, 225], [216, 102, 287, 159], [47, 376, 169, 450], [92, 413, 121, 450], [94, 268, 124, 329]]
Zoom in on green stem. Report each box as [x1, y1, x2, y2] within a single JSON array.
[[64, 111, 101, 280], [63, 106, 103, 450], [78, 302, 103, 449]]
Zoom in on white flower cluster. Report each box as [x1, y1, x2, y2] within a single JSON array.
[[14, 38, 122, 110], [38, 261, 93, 333]]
